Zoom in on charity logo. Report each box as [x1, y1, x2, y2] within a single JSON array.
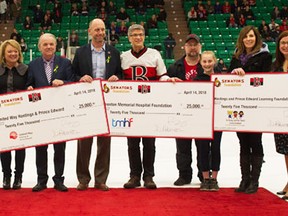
[[138, 85, 151, 94], [227, 110, 244, 119], [9, 131, 18, 140], [28, 93, 42, 102], [111, 118, 133, 128], [250, 77, 263, 87]]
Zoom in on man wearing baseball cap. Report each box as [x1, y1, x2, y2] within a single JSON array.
[[167, 33, 204, 186]]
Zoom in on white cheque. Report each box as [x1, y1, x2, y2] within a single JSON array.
[[102, 81, 214, 138], [0, 80, 109, 152], [212, 73, 288, 133]]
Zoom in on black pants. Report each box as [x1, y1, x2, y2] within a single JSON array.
[[195, 132, 222, 172], [35, 142, 66, 185], [0, 149, 25, 178], [236, 132, 263, 157], [127, 137, 155, 179], [175, 138, 201, 181]]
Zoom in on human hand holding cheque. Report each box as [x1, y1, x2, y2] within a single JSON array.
[[102, 81, 214, 138], [212, 73, 288, 133], [0, 80, 109, 152]]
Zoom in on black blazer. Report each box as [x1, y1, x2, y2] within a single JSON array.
[[0, 63, 28, 94], [72, 43, 123, 81], [229, 52, 272, 73], [27, 55, 74, 88]]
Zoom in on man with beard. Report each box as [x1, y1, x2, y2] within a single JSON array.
[[167, 34, 204, 186]]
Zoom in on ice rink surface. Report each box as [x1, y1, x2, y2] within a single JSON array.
[[1, 132, 286, 196]]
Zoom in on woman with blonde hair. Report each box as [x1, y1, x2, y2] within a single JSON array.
[[194, 51, 223, 191], [0, 39, 28, 190]]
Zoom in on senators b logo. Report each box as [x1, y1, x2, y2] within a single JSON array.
[[131, 66, 149, 81]]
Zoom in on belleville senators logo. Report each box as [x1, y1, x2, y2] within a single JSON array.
[[103, 83, 110, 93], [28, 93, 42, 102], [138, 85, 151, 94], [10, 131, 18, 140], [250, 77, 263, 87], [214, 78, 221, 87]]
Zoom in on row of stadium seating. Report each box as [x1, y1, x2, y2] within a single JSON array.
[[18, 0, 286, 67], [184, 0, 287, 65]]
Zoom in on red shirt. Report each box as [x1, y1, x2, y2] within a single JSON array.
[[184, 59, 197, 80]]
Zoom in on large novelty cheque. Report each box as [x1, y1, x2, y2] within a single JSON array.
[[0, 80, 109, 152], [212, 73, 288, 133], [102, 81, 214, 138]]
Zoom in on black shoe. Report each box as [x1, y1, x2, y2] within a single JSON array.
[[282, 195, 288, 200], [32, 184, 47, 192], [124, 176, 141, 189], [209, 178, 219, 191], [144, 176, 157, 189], [3, 177, 11, 190], [245, 181, 259, 194], [12, 177, 22, 190], [200, 179, 210, 191], [54, 183, 68, 192], [277, 191, 287, 195], [235, 180, 250, 193], [174, 177, 191, 186]]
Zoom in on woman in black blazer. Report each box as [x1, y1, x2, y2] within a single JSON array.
[[0, 40, 28, 190]]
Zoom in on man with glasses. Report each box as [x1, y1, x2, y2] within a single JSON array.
[[167, 34, 204, 186], [121, 24, 177, 189]]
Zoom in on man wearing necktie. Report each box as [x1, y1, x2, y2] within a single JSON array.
[[26, 33, 74, 192]]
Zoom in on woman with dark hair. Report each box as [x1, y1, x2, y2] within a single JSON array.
[[229, 25, 272, 194], [23, 15, 33, 30], [272, 30, 288, 200]]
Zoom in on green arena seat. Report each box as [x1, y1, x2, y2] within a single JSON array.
[[165, 59, 175, 68]]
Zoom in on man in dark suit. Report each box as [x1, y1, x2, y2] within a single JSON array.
[[72, 18, 122, 191], [27, 33, 74, 192]]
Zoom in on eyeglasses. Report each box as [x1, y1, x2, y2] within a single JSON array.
[[130, 33, 145, 37], [280, 41, 288, 45]]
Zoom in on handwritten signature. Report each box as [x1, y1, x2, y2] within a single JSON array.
[[53, 129, 79, 137], [268, 120, 288, 128]]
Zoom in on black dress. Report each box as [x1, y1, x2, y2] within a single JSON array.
[[273, 67, 288, 155]]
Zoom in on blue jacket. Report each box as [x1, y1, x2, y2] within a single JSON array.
[[27, 55, 74, 88]]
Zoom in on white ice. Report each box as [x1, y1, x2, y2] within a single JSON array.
[[1, 132, 286, 196]]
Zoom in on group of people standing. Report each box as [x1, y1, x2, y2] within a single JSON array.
[[1, 18, 288, 198], [0, 18, 176, 193]]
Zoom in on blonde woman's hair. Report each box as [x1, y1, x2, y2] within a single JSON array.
[[201, 50, 217, 63], [0, 39, 23, 64]]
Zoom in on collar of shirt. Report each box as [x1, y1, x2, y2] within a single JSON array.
[[0, 63, 28, 76], [42, 55, 55, 65], [91, 43, 106, 53]]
